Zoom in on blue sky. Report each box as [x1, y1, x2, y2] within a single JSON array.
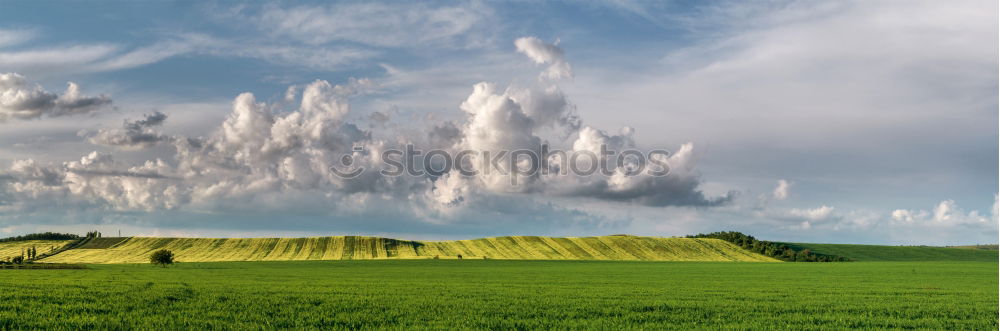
[[0, 1, 996, 245]]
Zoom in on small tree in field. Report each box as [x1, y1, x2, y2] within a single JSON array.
[[150, 249, 174, 267]]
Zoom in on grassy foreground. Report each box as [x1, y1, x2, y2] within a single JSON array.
[[781, 242, 999, 261], [38, 236, 777, 263], [0, 260, 995, 329]]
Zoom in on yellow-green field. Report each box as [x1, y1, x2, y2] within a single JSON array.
[[38, 235, 778, 264], [0, 240, 74, 260]]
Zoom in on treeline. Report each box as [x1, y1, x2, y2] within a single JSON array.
[[0, 232, 81, 243], [687, 231, 850, 262]]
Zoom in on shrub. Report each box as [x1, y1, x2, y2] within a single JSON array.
[[687, 231, 849, 262], [150, 249, 175, 267]]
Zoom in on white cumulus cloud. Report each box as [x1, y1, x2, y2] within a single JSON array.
[[515, 37, 573, 80], [0, 73, 111, 121]]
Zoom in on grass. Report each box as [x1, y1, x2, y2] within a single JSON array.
[[38, 236, 778, 264], [0, 240, 75, 260], [780, 242, 999, 262], [0, 263, 85, 269], [0, 260, 995, 329], [949, 244, 999, 250]]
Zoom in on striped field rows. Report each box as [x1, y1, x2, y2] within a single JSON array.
[[0, 240, 75, 260], [38, 235, 778, 264]]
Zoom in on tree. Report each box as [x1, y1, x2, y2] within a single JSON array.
[[11, 256, 23, 264], [687, 231, 849, 262], [150, 249, 175, 267], [0, 232, 80, 243], [457, 254, 463, 259]]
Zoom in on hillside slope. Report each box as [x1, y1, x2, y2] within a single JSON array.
[[0, 240, 75, 260], [781, 242, 998, 262], [39, 236, 779, 264]]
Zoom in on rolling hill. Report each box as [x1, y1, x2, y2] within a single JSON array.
[[780, 242, 998, 262], [37, 235, 780, 264]]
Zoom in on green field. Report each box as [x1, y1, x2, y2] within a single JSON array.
[[781, 242, 999, 262], [3, 235, 997, 329], [0, 260, 995, 329], [38, 236, 778, 263]]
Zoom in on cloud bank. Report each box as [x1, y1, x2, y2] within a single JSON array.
[[0, 39, 724, 233]]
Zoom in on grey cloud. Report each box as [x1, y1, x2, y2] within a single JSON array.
[[367, 111, 391, 128], [128, 111, 167, 128], [427, 121, 462, 148], [2, 159, 63, 186], [0, 73, 111, 121], [86, 111, 172, 149], [566, 177, 735, 207]]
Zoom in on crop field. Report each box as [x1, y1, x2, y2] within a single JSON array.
[[0, 260, 995, 329], [73, 237, 129, 249], [0, 240, 74, 259], [781, 242, 999, 262], [39, 236, 777, 263]]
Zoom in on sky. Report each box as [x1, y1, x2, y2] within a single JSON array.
[[0, 0, 996, 245]]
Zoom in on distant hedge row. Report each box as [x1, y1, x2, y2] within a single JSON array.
[[0, 232, 81, 243], [687, 231, 849, 262]]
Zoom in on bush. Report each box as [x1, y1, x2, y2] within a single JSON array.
[[687, 231, 849, 262], [150, 249, 174, 267]]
